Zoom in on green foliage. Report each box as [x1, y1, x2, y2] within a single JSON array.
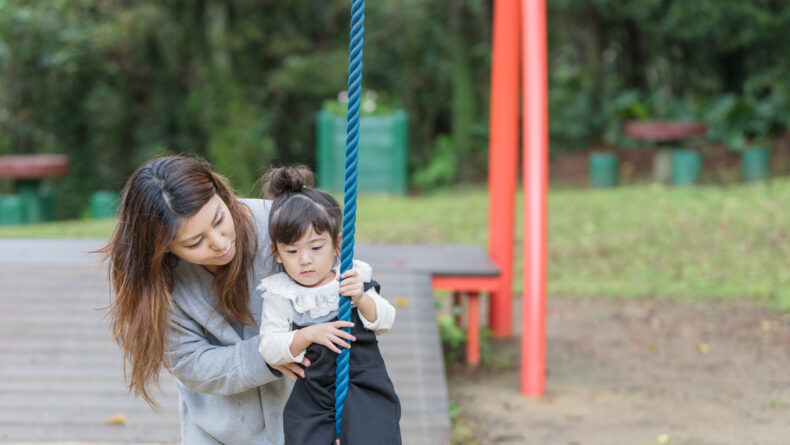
[[548, 0, 790, 152], [439, 314, 466, 363], [701, 91, 789, 151], [412, 135, 458, 189], [2, 0, 790, 212], [321, 90, 400, 116]]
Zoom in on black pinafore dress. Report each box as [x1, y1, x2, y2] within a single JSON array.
[[283, 283, 401, 445]]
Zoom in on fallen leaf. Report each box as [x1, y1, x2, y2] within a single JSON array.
[[394, 296, 409, 307], [761, 320, 780, 332], [105, 413, 127, 425], [657, 433, 669, 444], [697, 343, 710, 355]]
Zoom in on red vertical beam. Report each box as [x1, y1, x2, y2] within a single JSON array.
[[465, 292, 481, 366], [521, 0, 547, 396], [487, 0, 521, 338]]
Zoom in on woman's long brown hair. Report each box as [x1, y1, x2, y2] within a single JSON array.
[[100, 155, 258, 407]]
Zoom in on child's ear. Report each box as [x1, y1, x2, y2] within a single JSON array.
[[270, 242, 282, 263], [335, 235, 342, 255]]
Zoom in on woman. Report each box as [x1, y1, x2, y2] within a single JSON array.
[[102, 155, 307, 444]]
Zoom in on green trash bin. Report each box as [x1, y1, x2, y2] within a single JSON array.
[[0, 195, 25, 226], [588, 152, 619, 188], [16, 180, 41, 223], [671, 149, 702, 186], [90, 191, 118, 219], [741, 146, 771, 182], [316, 109, 409, 194], [39, 188, 55, 222]]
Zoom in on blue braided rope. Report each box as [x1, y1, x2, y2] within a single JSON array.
[[335, 0, 365, 439]]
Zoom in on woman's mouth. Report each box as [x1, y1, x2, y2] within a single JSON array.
[[219, 246, 233, 259]]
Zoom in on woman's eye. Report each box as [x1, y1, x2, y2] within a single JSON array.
[[188, 239, 203, 249], [214, 214, 224, 227]]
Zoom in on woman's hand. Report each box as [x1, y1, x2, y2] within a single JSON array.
[[298, 320, 356, 354], [271, 356, 312, 382], [339, 269, 365, 300]]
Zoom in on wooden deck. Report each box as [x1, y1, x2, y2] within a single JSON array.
[[0, 240, 506, 445]]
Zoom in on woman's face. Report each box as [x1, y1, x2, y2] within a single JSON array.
[[168, 194, 236, 271]]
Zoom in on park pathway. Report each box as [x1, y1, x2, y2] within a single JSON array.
[[0, 240, 454, 445]]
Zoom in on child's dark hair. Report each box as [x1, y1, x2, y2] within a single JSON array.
[[262, 166, 342, 252]]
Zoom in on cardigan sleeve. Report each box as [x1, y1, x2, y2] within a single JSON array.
[[258, 291, 307, 366], [166, 300, 281, 396]]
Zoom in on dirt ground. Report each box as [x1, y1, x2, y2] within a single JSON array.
[[447, 297, 790, 445]]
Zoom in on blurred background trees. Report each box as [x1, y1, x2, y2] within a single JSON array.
[[1, 0, 789, 218]]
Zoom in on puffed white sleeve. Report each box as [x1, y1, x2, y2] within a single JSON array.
[[353, 260, 396, 334], [258, 291, 306, 366], [357, 286, 396, 335]]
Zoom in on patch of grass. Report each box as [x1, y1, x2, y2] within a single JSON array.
[[449, 402, 481, 445], [547, 180, 790, 309], [0, 218, 115, 238], [3, 180, 789, 308], [353, 186, 488, 245]]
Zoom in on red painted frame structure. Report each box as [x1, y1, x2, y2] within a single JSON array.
[[431, 0, 547, 397]]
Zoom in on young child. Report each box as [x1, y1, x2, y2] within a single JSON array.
[[257, 166, 402, 445]]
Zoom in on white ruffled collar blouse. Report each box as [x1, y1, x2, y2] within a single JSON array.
[[257, 260, 373, 319]]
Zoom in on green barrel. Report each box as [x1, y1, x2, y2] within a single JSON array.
[[90, 191, 118, 219], [16, 180, 41, 223], [588, 153, 619, 188], [0, 195, 25, 226], [316, 109, 409, 194], [741, 147, 771, 182], [671, 149, 702, 186], [38, 188, 55, 222]]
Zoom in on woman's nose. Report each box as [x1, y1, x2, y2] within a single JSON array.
[[207, 231, 228, 252]]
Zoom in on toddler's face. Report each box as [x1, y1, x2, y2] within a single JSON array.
[[272, 225, 338, 288]]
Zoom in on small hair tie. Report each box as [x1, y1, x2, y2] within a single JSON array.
[[302, 185, 307, 189]]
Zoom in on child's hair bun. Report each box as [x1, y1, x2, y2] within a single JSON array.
[[262, 166, 316, 199]]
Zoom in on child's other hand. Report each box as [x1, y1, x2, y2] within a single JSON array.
[[339, 269, 365, 300], [303, 321, 356, 354]]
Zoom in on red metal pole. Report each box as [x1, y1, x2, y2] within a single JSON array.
[[521, 0, 547, 396], [487, 0, 521, 338], [465, 292, 481, 366]]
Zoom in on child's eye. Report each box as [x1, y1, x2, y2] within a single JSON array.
[[286, 249, 297, 254], [312, 245, 323, 251]]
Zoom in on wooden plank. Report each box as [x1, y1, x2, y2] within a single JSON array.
[[0, 241, 452, 445], [357, 243, 500, 277]]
